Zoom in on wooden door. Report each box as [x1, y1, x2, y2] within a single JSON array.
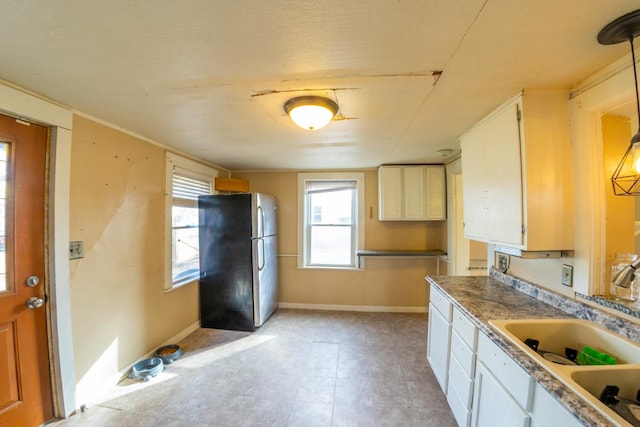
[[0, 114, 53, 426]]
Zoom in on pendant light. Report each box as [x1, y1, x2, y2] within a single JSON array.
[[599, 9, 640, 195], [284, 96, 338, 130]]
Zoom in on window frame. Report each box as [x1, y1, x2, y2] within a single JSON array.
[[297, 172, 365, 270], [164, 153, 218, 291]]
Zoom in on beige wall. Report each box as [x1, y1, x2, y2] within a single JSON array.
[[233, 170, 446, 309], [602, 114, 636, 287], [68, 116, 206, 403]]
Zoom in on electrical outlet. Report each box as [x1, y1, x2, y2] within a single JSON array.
[[69, 241, 84, 260], [497, 253, 509, 271], [561, 264, 573, 287]]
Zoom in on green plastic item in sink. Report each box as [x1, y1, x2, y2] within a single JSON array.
[[576, 346, 617, 365]]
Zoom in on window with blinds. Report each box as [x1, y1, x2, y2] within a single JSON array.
[[171, 167, 212, 286]]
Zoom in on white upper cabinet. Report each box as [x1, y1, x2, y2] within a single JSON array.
[[378, 165, 446, 221], [460, 92, 574, 251]]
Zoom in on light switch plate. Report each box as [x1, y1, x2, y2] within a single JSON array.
[[561, 264, 573, 287]]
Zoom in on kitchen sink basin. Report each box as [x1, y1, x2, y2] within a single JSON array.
[[489, 318, 640, 426]]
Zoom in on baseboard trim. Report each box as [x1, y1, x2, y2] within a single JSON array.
[[278, 302, 427, 313]]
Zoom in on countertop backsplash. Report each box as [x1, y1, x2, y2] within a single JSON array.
[[488, 267, 640, 344]]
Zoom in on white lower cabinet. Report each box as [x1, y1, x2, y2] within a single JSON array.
[[472, 361, 531, 427], [471, 332, 533, 427], [447, 307, 478, 426], [427, 285, 453, 393], [427, 288, 580, 427], [530, 383, 582, 427]]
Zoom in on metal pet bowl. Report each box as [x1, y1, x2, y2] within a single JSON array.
[[153, 344, 184, 365], [129, 357, 164, 381]]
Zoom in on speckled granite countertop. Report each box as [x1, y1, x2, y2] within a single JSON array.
[[425, 269, 640, 427]]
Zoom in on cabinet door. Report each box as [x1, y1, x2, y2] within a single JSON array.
[[378, 166, 403, 220], [425, 166, 446, 220], [461, 101, 523, 246], [472, 361, 530, 427], [427, 303, 451, 393], [530, 383, 581, 427], [403, 166, 426, 220]]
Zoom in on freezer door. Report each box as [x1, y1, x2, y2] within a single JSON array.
[[252, 235, 278, 327], [253, 193, 277, 238]]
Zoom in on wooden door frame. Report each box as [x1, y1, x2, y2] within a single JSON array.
[[0, 82, 76, 419]]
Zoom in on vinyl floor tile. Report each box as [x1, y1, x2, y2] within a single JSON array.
[[51, 309, 456, 427]]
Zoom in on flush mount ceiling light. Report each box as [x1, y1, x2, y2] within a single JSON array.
[[599, 9, 640, 195], [284, 96, 338, 130]]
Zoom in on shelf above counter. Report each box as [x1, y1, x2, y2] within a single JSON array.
[[356, 249, 446, 268]]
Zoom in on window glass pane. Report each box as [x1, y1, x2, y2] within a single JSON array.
[[0, 143, 7, 292], [172, 205, 198, 228], [172, 205, 200, 284], [309, 186, 354, 225], [309, 226, 352, 265], [172, 225, 199, 283]]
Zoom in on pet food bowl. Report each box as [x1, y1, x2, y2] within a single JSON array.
[[153, 344, 184, 365], [128, 357, 164, 381]]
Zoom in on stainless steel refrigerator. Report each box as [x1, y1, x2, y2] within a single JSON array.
[[198, 193, 278, 331]]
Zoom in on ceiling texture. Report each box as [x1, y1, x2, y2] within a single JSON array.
[[0, 1, 638, 171]]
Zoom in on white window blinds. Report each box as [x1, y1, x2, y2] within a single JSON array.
[[172, 167, 211, 207]]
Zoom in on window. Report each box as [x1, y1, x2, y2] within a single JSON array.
[[298, 172, 365, 269], [165, 153, 217, 290]]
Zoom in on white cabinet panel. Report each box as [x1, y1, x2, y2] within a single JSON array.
[[448, 378, 472, 427], [430, 285, 452, 320], [472, 361, 531, 427], [461, 102, 523, 246], [530, 383, 581, 427], [452, 306, 477, 350], [459, 92, 574, 251], [378, 165, 445, 221], [378, 166, 403, 220], [425, 165, 446, 220], [403, 166, 427, 219], [476, 332, 533, 410], [450, 330, 475, 376], [427, 302, 451, 393]]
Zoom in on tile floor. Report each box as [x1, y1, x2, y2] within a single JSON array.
[[53, 309, 456, 426]]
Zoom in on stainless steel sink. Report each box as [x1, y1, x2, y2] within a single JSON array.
[[490, 318, 640, 426]]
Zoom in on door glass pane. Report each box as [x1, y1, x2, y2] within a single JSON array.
[[0, 143, 7, 292]]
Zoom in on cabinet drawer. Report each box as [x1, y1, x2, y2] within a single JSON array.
[[447, 379, 471, 427], [429, 285, 452, 321], [452, 306, 477, 349], [477, 332, 533, 410], [450, 330, 475, 376], [448, 352, 473, 407]]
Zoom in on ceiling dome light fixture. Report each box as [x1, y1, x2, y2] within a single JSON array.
[[599, 9, 640, 195], [284, 96, 338, 130]]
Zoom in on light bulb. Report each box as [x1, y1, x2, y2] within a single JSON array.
[[633, 141, 640, 174], [284, 96, 338, 131], [288, 105, 334, 130]]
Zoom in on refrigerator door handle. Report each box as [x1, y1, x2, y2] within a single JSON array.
[[258, 238, 265, 271], [257, 205, 264, 238]]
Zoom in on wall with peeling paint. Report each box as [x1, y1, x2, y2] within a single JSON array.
[[233, 170, 446, 309], [68, 115, 205, 405]]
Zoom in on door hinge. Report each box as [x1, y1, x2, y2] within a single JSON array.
[[516, 105, 522, 122], [521, 225, 526, 234]]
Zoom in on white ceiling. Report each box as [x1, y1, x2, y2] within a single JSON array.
[[0, 1, 638, 170]]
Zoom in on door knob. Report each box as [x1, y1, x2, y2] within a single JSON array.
[[26, 296, 44, 309]]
